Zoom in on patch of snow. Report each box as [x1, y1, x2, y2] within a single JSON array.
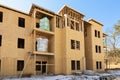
[[2, 70, 120, 80], [83, 70, 95, 76]]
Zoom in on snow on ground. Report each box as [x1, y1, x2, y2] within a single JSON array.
[[2, 70, 120, 80]]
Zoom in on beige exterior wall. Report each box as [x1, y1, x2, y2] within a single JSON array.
[[65, 26, 85, 74], [0, 6, 34, 76], [85, 20, 105, 72], [89, 20, 105, 72], [55, 27, 66, 74], [0, 4, 105, 76], [84, 22, 93, 70]]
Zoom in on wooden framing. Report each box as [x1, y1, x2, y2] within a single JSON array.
[[35, 60, 54, 75], [59, 6, 84, 21], [0, 3, 105, 76], [32, 7, 55, 76]]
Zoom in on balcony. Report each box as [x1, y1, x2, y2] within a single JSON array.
[[35, 10, 55, 33], [103, 38, 107, 48], [33, 28, 54, 36], [33, 51, 54, 56], [103, 45, 107, 48], [32, 9, 55, 56]]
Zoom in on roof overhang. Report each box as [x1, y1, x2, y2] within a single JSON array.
[[88, 18, 103, 26], [58, 5, 85, 18], [0, 4, 28, 16], [103, 33, 108, 37], [84, 20, 91, 26], [29, 4, 56, 16]]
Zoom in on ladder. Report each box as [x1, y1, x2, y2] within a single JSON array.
[[19, 52, 34, 78]]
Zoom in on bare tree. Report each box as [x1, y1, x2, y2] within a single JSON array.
[[107, 29, 120, 50], [114, 20, 120, 35], [106, 20, 120, 66]]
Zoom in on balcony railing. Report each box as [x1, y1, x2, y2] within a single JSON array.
[[33, 51, 54, 56], [33, 28, 54, 36]]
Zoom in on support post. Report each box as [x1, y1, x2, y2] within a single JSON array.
[[33, 10, 37, 76]]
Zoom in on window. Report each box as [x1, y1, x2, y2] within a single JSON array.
[[62, 18, 65, 28], [56, 17, 63, 28], [98, 31, 100, 38], [0, 35, 2, 46], [71, 40, 80, 50], [0, 60, 1, 71], [36, 61, 41, 71], [96, 61, 102, 69], [71, 60, 75, 70], [71, 20, 74, 29], [67, 18, 69, 27], [76, 41, 80, 50], [36, 23, 39, 28], [99, 46, 101, 53], [95, 30, 101, 38], [84, 27, 87, 37], [96, 61, 99, 69], [0, 12, 3, 22], [56, 17, 59, 28], [18, 17, 25, 28], [71, 60, 80, 70], [79, 22, 82, 31], [76, 22, 79, 31], [95, 30, 97, 37], [99, 62, 102, 69], [18, 38, 25, 49], [71, 40, 75, 49], [17, 60, 24, 71], [77, 61, 80, 70], [95, 45, 101, 53], [95, 45, 98, 53]]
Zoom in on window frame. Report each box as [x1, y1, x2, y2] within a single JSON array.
[[17, 60, 24, 71], [77, 61, 80, 70], [76, 22, 79, 31], [99, 46, 101, 53], [98, 31, 100, 38], [56, 17, 59, 28], [18, 17, 25, 28], [36, 23, 39, 28], [71, 60, 75, 70], [95, 45, 98, 53], [96, 61, 102, 69], [96, 61, 99, 69], [0, 35, 2, 46], [36, 61, 41, 71], [99, 62, 102, 69], [18, 38, 25, 49], [95, 30, 97, 37], [0, 11, 3, 22], [95, 45, 101, 53], [71, 20, 74, 30], [71, 40, 75, 49], [76, 41, 80, 50], [67, 18, 69, 27]]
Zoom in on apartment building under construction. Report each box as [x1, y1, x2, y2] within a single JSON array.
[[0, 4, 105, 76]]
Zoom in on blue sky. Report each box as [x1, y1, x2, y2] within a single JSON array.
[[0, 0, 120, 32]]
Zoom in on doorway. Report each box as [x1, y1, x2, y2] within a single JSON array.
[[36, 61, 47, 74], [42, 61, 47, 74]]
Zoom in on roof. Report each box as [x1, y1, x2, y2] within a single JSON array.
[[103, 33, 108, 37], [0, 4, 60, 17], [0, 4, 85, 18], [88, 19, 103, 26], [0, 4, 29, 16], [58, 5, 85, 17], [29, 4, 56, 16], [84, 20, 91, 25]]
